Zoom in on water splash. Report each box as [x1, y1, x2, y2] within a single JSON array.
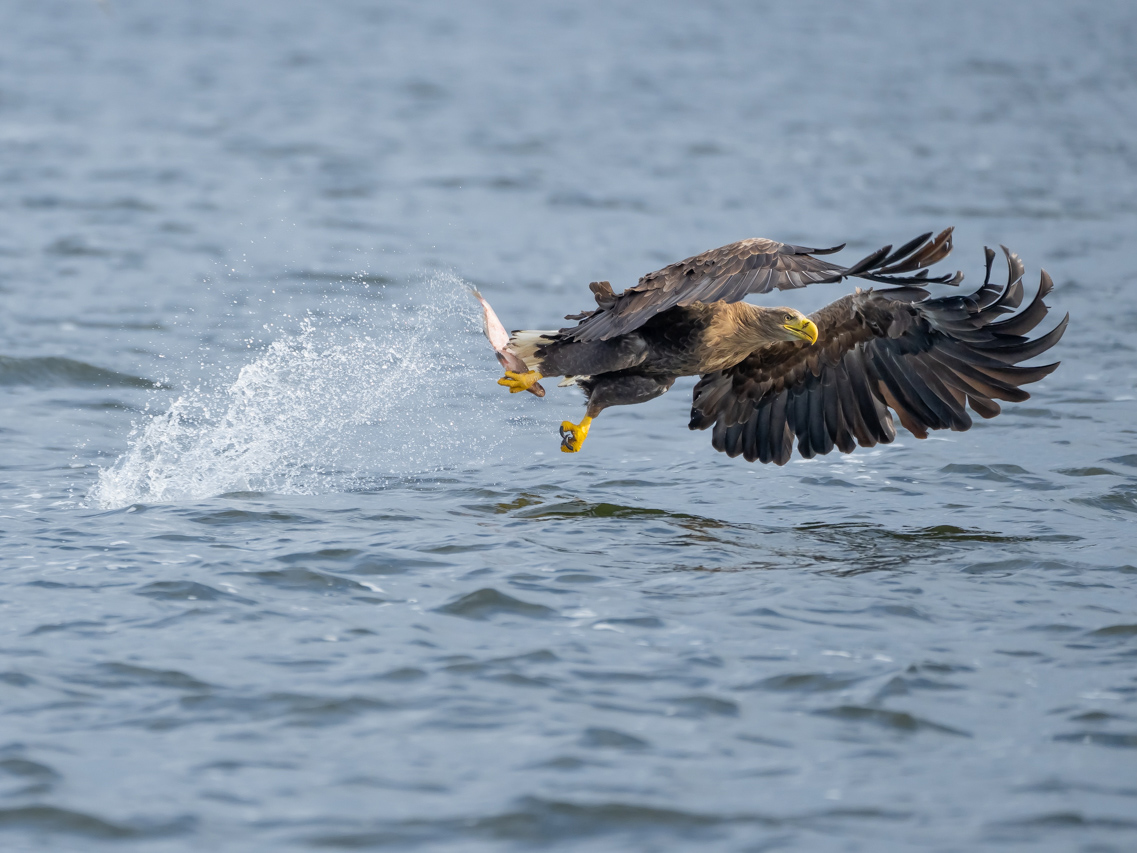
[[90, 274, 510, 508]]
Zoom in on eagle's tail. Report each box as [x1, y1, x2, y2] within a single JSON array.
[[507, 329, 558, 371]]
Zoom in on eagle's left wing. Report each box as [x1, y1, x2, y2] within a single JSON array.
[[689, 248, 1067, 464]]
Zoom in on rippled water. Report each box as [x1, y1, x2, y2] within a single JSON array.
[[3, 1, 1137, 850]]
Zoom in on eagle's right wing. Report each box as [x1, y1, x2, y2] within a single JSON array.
[[564, 229, 958, 342]]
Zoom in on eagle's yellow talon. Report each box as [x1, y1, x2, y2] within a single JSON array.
[[498, 370, 543, 394], [559, 416, 592, 453]]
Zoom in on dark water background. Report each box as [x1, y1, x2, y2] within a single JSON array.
[[2, 1, 1136, 850]]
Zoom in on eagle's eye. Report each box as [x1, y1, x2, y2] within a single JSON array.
[[783, 313, 794, 323]]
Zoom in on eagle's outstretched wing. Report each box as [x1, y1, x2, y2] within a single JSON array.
[[564, 229, 959, 342], [689, 247, 1067, 464]]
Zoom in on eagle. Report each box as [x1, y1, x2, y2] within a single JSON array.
[[476, 228, 1066, 461]]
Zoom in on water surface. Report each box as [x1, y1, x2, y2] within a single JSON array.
[[2, 1, 1136, 851]]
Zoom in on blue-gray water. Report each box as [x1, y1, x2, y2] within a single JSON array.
[[2, 1, 1136, 850]]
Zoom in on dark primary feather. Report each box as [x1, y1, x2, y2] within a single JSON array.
[[563, 229, 960, 342], [689, 247, 1067, 465]]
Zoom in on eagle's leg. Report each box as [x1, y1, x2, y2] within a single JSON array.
[[560, 373, 676, 454], [559, 416, 592, 453], [497, 370, 543, 394]]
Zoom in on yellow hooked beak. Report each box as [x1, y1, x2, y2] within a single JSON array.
[[783, 316, 818, 345]]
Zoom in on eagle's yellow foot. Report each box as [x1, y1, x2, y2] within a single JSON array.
[[498, 370, 543, 394], [559, 416, 592, 453]]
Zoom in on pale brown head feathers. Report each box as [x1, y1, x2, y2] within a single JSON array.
[[741, 305, 819, 345]]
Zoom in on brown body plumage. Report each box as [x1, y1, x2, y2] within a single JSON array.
[[490, 229, 1066, 458]]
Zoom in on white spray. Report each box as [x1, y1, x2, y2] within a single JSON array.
[[90, 274, 515, 508]]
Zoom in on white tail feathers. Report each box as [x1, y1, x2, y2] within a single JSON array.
[[507, 330, 557, 370]]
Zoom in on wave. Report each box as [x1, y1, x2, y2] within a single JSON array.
[[0, 355, 158, 389]]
